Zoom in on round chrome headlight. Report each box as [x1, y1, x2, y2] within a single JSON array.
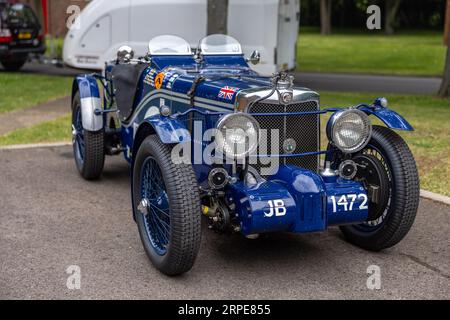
[[215, 113, 259, 159], [327, 109, 372, 153]]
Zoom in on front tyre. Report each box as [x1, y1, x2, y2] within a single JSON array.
[[71, 92, 105, 180], [340, 126, 420, 251], [133, 135, 201, 276]]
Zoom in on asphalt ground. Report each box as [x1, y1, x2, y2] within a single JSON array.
[[0, 145, 449, 299], [4, 62, 441, 95]]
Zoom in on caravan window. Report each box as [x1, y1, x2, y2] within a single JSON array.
[[148, 35, 192, 56], [7, 4, 39, 27], [199, 34, 242, 55]]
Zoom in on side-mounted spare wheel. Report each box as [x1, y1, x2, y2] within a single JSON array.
[[339, 125, 420, 251], [133, 135, 202, 276], [72, 91, 105, 180]]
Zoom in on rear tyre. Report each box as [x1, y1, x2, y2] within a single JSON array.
[[71, 92, 105, 180], [339, 126, 420, 251], [1, 58, 27, 71], [133, 135, 201, 276]]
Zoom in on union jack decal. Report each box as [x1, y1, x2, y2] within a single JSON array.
[[218, 86, 239, 100]]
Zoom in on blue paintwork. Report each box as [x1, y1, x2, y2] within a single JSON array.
[[227, 180, 298, 236], [143, 116, 191, 144], [227, 165, 368, 236], [323, 177, 369, 226], [73, 75, 100, 100], [360, 106, 414, 131], [71, 50, 413, 235], [268, 166, 327, 233], [151, 55, 197, 70], [203, 55, 249, 66]]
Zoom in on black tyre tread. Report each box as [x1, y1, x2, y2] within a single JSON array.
[[135, 135, 201, 276], [81, 130, 105, 179], [1, 59, 27, 71], [72, 92, 105, 180], [340, 125, 420, 251]]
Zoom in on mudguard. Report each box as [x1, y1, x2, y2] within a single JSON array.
[[142, 115, 191, 144], [360, 106, 414, 131], [72, 75, 103, 132]]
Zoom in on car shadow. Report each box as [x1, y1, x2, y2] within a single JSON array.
[[0, 62, 92, 77], [101, 158, 131, 183], [199, 220, 366, 271], [203, 222, 326, 262], [59, 148, 131, 184]]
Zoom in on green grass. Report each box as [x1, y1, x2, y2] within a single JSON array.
[[0, 92, 449, 196], [0, 73, 71, 114], [297, 28, 446, 76], [45, 37, 64, 60], [0, 114, 71, 146]]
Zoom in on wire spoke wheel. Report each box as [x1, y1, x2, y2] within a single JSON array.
[[140, 157, 171, 255], [133, 135, 201, 276], [73, 106, 85, 165]]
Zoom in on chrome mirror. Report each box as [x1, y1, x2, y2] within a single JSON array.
[[248, 50, 261, 65], [117, 45, 134, 63]]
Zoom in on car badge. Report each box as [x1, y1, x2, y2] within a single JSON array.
[[218, 86, 238, 100], [283, 138, 297, 154]]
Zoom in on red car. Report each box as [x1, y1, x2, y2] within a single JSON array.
[[0, 1, 45, 71]]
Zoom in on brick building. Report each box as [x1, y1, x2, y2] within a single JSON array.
[[17, 0, 91, 37]]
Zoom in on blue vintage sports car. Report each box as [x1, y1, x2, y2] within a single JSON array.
[[71, 35, 419, 275]]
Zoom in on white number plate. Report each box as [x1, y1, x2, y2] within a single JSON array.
[[330, 194, 368, 213]]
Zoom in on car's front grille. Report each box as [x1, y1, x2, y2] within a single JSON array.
[[249, 100, 320, 175]]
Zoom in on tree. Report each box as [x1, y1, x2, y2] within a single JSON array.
[[33, 1, 44, 25], [440, 0, 450, 98], [207, 0, 229, 35], [320, 0, 332, 35], [385, 0, 402, 35], [439, 32, 450, 98], [444, 0, 450, 45]]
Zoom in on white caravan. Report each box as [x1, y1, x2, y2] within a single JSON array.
[[63, 0, 300, 75]]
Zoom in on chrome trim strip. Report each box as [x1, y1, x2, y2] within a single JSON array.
[[159, 89, 235, 108], [122, 92, 232, 128], [235, 87, 320, 112]]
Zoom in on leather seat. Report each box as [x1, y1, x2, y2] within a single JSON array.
[[111, 63, 149, 121]]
